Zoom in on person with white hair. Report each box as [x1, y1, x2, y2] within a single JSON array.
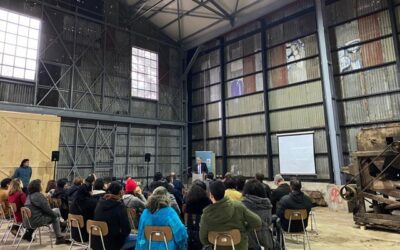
[[270, 174, 291, 214], [193, 157, 208, 175]]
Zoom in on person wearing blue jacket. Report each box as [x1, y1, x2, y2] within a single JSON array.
[[135, 186, 188, 250], [13, 159, 32, 192]]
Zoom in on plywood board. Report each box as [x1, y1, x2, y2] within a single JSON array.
[[0, 111, 60, 186]]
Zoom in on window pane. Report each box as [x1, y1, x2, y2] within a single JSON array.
[[0, 8, 40, 81], [131, 46, 158, 100]]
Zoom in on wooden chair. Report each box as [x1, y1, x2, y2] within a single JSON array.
[[144, 226, 173, 250], [16, 207, 53, 250], [208, 229, 241, 250], [126, 208, 137, 231], [308, 210, 318, 235], [1, 203, 23, 245], [283, 209, 311, 250], [87, 220, 108, 250], [68, 214, 88, 249]]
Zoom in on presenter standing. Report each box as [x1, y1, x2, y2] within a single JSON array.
[[193, 157, 208, 180]]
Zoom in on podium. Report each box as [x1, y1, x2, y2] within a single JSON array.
[[192, 173, 205, 181]]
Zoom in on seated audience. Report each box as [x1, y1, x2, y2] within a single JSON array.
[[92, 178, 106, 200], [85, 174, 96, 187], [67, 176, 83, 209], [7, 179, 26, 230], [224, 177, 242, 201], [222, 172, 232, 182], [255, 173, 272, 199], [170, 172, 184, 195], [276, 178, 313, 232], [52, 178, 69, 220], [149, 172, 165, 192], [242, 179, 274, 250], [166, 175, 183, 214], [23, 179, 69, 244], [0, 178, 12, 217], [185, 180, 211, 250], [204, 172, 214, 191], [123, 178, 146, 210], [45, 179, 56, 197], [135, 186, 188, 250], [236, 175, 246, 192], [271, 174, 291, 214], [199, 180, 262, 250], [70, 183, 97, 242], [151, 181, 181, 214], [93, 182, 134, 250]]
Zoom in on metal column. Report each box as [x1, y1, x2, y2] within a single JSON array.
[[219, 37, 228, 175], [315, 0, 344, 184]]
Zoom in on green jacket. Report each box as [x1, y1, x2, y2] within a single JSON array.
[[199, 197, 262, 250]]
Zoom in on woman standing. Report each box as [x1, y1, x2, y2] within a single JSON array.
[[12, 159, 32, 193]]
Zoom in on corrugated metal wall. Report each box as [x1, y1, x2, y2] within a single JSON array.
[[0, 0, 184, 180], [189, 0, 400, 181]]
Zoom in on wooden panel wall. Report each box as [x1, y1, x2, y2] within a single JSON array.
[[0, 111, 61, 186]]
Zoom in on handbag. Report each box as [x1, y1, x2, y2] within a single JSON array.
[[254, 229, 265, 250]]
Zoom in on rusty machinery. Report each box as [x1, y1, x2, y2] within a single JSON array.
[[340, 124, 400, 232]]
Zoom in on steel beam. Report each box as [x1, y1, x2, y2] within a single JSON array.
[[315, 0, 344, 184], [0, 102, 185, 127], [145, 0, 175, 20], [219, 37, 227, 175]]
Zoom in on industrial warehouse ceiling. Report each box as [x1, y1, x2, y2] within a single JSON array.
[[123, 0, 294, 49]]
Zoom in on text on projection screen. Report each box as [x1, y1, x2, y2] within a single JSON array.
[[278, 133, 316, 175]]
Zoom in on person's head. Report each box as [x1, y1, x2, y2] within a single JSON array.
[[223, 172, 232, 180], [93, 178, 105, 191], [255, 173, 264, 182], [28, 179, 42, 194], [274, 174, 285, 186], [20, 159, 29, 167], [1, 178, 12, 189], [73, 176, 83, 186], [103, 177, 111, 189], [56, 178, 68, 190], [75, 183, 91, 201], [236, 175, 246, 191], [243, 179, 266, 198], [45, 180, 56, 193], [196, 157, 202, 165], [146, 186, 170, 213], [107, 181, 123, 197], [290, 178, 302, 192], [85, 174, 96, 185], [8, 179, 23, 195], [186, 182, 208, 203], [154, 172, 163, 181], [125, 178, 138, 194], [192, 179, 207, 191], [170, 172, 176, 180], [165, 175, 172, 184], [206, 172, 214, 180], [209, 180, 225, 203], [224, 177, 236, 189]]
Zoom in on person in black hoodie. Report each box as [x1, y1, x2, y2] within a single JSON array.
[[271, 174, 291, 214], [52, 178, 69, 220], [184, 180, 212, 250], [69, 183, 97, 242], [93, 181, 135, 250], [276, 178, 313, 232], [67, 176, 83, 209]]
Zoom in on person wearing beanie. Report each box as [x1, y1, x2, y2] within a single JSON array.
[[123, 178, 147, 212]]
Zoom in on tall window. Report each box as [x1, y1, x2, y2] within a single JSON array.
[[131, 47, 158, 100], [0, 8, 40, 81]]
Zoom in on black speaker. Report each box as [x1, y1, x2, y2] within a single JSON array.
[[145, 153, 151, 162], [51, 151, 60, 162]]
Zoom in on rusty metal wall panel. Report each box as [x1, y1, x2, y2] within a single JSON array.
[[226, 114, 265, 136], [341, 93, 400, 124], [226, 93, 264, 117], [269, 81, 323, 110], [336, 65, 398, 99], [227, 157, 268, 177], [270, 105, 325, 132], [227, 135, 267, 156]]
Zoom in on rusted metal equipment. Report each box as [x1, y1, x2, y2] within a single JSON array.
[[340, 124, 400, 232]]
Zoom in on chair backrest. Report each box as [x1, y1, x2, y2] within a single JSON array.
[[144, 226, 173, 242], [68, 214, 85, 228], [126, 208, 136, 229], [283, 209, 308, 221], [21, 207, 32, 219], [86, 220, 109, 236], [50, 198, 62, 208], [208, 229, 241, 247]]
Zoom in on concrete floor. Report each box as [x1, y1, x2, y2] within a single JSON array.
[[0, 207, 399, 250]]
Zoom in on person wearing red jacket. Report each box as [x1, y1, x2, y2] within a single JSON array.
[[7, 179, 26, 235]]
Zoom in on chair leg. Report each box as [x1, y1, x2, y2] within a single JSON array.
[[27, 230, 37, 250], [15, 227, 25, 249], [12, 225, 23, 245]]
